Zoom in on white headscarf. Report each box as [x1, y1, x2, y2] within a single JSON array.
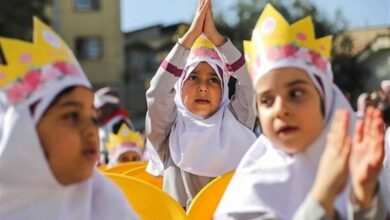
[[0, 18, 138, 220], [168, 35, 257, 177], [215, 4, 357, 218]]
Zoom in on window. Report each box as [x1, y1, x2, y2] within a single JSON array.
[[75, 37, 102, 60], [74, 0, 100, 11]]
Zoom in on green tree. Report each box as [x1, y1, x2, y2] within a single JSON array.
[[215, 0, 366, 107]]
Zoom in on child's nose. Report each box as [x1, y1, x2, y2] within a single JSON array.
[[82, 121, 99, 143], [274, 97, 290, 117], [198, 82, 208, 92]]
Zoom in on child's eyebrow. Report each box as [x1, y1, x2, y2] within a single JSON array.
[[57, 101, 82, 108], [190, 71, 218, 75], [286, 79, 309, 87]]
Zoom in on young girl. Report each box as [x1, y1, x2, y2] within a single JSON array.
[[215, 4, 388, 219], [106, 122, 145, 166], [94, 86, 134, 165], [0, 18, 138, 219], [145, 0, 257, 207]]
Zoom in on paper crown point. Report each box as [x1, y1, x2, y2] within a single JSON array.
[[189, 35, 222, 61], [244, 4, 332, 77], [107, 123, 144, 153], [0, 17, 85, 104]]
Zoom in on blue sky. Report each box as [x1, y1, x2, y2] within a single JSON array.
[[120, 0, 390, 32]]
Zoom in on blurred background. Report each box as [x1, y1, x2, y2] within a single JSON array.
[[0, 0, 389, 129]]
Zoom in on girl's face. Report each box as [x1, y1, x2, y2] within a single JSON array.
[[117, 151, 141, 163], [256, 67, 324, 154], [37, 86, 99, 185], [182, 62, 222, 118]]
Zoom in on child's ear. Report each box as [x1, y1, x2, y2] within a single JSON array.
[[29, 100, 41, 117]]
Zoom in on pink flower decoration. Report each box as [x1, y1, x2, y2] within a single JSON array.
[[193, 48, 221, 61], [280, 44, 298, 57], [295, 49, 312, 62], [0, 72, 5, 80], [21, 70, 42, 93], [309, 51, 328, 72], [314, 57, 328, 72], [309, 51, 321, 64], [7, 83, 29, 104], [296, 32, 307, 41], [19, 53, 32, 64], [41, 65, 62, 81], [267, 47, 282, 60], [53, 61, 82, 76], [267, 44, 298, 60]]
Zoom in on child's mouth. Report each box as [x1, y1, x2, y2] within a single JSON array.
[[195, 99, 210, 104], [83, 147, 99, 161], [277, 126, 298, 136]]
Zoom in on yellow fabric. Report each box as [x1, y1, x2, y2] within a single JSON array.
[[103, 161, 147, 174], [124, 165, 163, 189], [105, 174, 186, 220], [186, 170, 235, 220]]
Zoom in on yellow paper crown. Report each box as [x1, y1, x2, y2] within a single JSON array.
[[244, 4, 332, 76], [0, 17, 80, 88], [107, 123, 144, 153], [189, 35, 222, 61], [192, 35, 215, 50]]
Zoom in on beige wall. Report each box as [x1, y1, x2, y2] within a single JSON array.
[[56, 0, 123, 85]]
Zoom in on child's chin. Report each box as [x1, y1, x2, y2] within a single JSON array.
[[277, 142, 307, 155], [57, 168, 95, 186]]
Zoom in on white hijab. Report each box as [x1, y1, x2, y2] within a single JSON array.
[[215, 55, 356, 219], [168, 52, 257, 177], [0, 18, 138, 220]]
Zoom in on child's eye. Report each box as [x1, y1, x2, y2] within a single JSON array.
[[188, 75, 198, 81], [63, 112, 79, 121], [259, 96, 274, 107], [209, 77, 220, 84], [290, 89, 304, 98]]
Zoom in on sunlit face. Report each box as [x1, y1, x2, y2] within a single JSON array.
[[117, 151, 141, 163], [37, 86, 99, 185], [182, 62, 222, 118], [256, 67, 324, 154]]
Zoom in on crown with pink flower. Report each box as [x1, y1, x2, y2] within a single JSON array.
[[107, 123, 144, 155], [189, 35, 223, 62], [0, 17, 87, 105], [244, 4, 333, 85]]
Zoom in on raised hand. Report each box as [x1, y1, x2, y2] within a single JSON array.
[[203, 0, 225, 46], [311, 109, 351, 215], [350, 107, 385, 208], [178, 0, 208, 49]]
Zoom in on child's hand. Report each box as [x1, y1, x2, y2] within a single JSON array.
[[350, 107, 385, 208], [203, 0, 225, 46], [178, 0, 208, 49], [311, 109, 351, 215]]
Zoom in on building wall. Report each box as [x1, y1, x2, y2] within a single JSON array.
[[55, 0, 123, 85]]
